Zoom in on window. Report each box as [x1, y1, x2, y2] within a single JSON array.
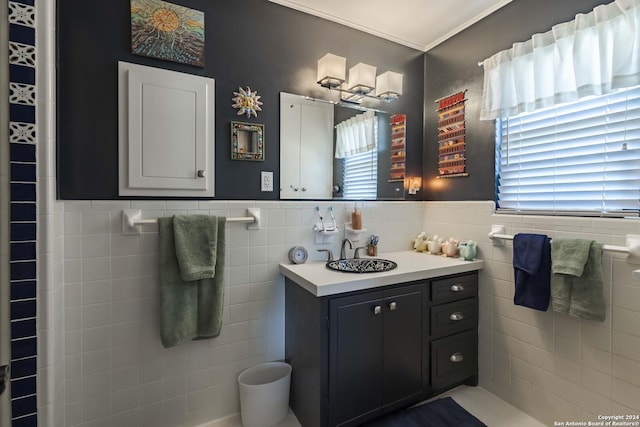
[[343, 148, 378, 200], [496, 84, 640, 216]]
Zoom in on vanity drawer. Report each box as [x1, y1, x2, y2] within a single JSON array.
[[430, 299, 477, 338], [431, 273, 477, 304], [431, 329, 477, 390]]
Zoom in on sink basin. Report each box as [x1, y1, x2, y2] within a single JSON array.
[[326, 258, 398, 274]]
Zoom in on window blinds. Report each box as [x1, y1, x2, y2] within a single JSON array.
[[496, 85, 640, 215], [343, 149, 378, 200]]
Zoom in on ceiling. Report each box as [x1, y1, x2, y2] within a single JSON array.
[[269, 0, 513, 52]]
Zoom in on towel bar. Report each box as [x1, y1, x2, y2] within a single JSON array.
[[488, 224, 640, 264], [122, 208, 261, 235]]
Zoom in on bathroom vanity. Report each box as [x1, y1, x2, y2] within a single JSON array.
[[280, 251, 483, 427]]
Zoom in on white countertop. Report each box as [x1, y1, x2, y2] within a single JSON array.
[[280, 250, 484, 297]]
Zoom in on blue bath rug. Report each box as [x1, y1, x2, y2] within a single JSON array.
[[363, 397, 487, 427]]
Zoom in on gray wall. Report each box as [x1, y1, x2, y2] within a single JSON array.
[[423, 0, 611, 201], [57, 0, 424, 200], [58, 0, 621, 202]]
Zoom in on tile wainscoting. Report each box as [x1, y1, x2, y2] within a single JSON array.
[[59, 200, 424, 426], [423, 201, 640, 425], [54, 200, 640, 426]]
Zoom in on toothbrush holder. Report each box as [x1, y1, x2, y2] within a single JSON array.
[[367, 244, 378, 256]]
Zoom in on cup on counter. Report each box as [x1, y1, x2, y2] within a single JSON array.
[[367, 244, 377, 256], [428, 238, 442, 254], [458, 240, 477, 261]]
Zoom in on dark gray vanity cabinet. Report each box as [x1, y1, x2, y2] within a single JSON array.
[[284, 271, 478, 427], [429, 274, 479, 390], [328, 284, 423, 426]]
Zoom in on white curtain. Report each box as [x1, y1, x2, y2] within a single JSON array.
[[480, 0, 640, 120], [335, 110, 377, 158]]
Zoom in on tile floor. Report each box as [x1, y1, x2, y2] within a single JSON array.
[[437, 386, 545, 427], [207, 385, 545, 427]]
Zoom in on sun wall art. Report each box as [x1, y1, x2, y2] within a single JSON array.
[[232, 87, 263, 118], [130, 0, 205, 67]]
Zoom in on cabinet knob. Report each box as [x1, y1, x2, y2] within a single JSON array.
[[450, 352, 464, 363], [450, 284, 465, 292], [373, 305, 382, 315], [197, 170, 206, 178], [389, 301, 397, 311], [449, 312, 464, 321], [290, 185, 299, 192], [301, 187, 307, 192]]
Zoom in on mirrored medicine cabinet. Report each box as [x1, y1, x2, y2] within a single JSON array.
[[279, 92, 406, 201]]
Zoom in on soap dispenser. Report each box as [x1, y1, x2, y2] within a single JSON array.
[[351, 204, 362, 230]]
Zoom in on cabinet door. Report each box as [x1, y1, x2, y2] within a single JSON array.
[[279, 93, 333, 199], [279, 96, 302, 198], [118, 61, 214, 197], [382, 286, 423, 410], [298, 102, 333, 199], [329, 291, 384, 427]]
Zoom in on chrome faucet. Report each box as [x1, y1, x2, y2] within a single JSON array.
[[340, 238, 354, 260]]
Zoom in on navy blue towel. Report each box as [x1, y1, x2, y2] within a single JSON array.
[[513, 233, 551, 311]]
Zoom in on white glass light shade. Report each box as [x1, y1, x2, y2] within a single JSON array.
[[375, 71, 403, 99], [317, 53, 346, 88], [347, 63, 377, 94]]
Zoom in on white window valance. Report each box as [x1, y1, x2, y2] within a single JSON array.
[[480, 0, 640, 120], [335, 110, 377, 158]]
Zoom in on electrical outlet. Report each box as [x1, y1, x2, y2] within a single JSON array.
[[261, 171, 273, 192]]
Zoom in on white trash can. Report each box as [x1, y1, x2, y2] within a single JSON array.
[[238, 361, 292, 427]]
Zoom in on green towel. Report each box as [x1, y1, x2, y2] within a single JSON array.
[[159, 215, 226, 348], [551, 238, 592, 276], [569, 242, 606, 322], [174, 215, 220, 281], [551, 238, 591, 313], [551, 239, 606, 322]]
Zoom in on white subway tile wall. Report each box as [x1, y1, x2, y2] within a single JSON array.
[[424, 201, 640, 425], [54, 199, 640, 426], [60, 200, 423, 426]]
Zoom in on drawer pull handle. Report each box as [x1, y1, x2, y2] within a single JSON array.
[[389, 302, 397, 311], [450, 352, 464, 363], [373, 305, 382, 315], [450, 284, 465, 292], [449, 312, 464, 321]]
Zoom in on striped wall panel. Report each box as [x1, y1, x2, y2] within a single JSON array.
[[7, 0, 38, 426]]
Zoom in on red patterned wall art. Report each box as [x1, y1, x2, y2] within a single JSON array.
[[436, 91, 468, 178], [389, 113, 407, 182]]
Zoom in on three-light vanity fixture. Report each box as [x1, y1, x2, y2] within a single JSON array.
[[316, 53, 403, 103]]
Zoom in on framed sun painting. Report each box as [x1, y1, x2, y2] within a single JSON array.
[[130, 0, 205, 67]]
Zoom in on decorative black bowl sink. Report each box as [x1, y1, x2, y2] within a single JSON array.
[[326, 258, 398, 273]]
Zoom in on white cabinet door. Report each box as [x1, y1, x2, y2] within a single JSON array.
[[279, 93, 333, 199], [118, 62, 215, 196], [299, 102, 333, 199], [280, 98, 302, 198]]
